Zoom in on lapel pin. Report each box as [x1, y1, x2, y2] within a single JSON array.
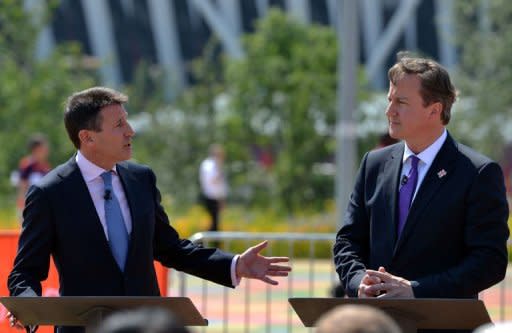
[[437, 169, 447, 178]]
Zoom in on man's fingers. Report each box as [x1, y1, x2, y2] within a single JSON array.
[[266, 270, 289, 277], [365, 282, 395, 295], [250, 241, 269, 253], [366, 282, 386, 293], [368, 275, 381, 284], [358, 284, 374, 298], [267, 257, 290, 263], [261, 276, 278, 285], [362, 274, 381, 285], [366, 270, 390, 281], [268, 264, 291, 271], [377, 287, 405, 298], [377, 290, 394, 298]]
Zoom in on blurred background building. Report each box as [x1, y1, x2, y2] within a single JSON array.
[[34, 0, 455, 94], [22, 0, 511, 211]]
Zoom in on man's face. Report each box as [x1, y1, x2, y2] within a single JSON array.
[[385, 74, 439, 147], [88, 104, 135, 167], [33, 143, 49, 162], [214, 148, 225, 163]]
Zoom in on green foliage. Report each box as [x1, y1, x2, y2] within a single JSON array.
[[131, 9, 368, 214], [451, 0, 512, 160], [0, 2, 96, 206], [222, 9, 340, 212], [128, 48, 225, 209], [167, 203, 337, 258]]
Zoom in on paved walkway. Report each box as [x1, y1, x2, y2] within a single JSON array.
[[168, 260, 512, 333]]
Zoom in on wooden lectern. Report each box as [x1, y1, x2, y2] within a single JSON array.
[[289, 298, 492, 333], [0, 296, 207, 333]]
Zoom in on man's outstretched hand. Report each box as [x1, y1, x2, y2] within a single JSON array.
[[236, 241, 291, 285]]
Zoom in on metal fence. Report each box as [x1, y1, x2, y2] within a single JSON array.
[[169, 231, 511, 333]]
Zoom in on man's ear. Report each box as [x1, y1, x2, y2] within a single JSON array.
[[429, 102, 442, 119], [78, 130, 93, 145]]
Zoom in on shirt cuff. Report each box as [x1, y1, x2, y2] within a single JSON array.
[[18, 288, 38, 297], [230, 255, 241, 287]]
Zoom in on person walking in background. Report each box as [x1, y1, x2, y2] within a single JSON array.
[[199, 144, 228, 232], [8, 87, 290, 333], [16, 133, 51, 219], [334, 54, 509, 332]]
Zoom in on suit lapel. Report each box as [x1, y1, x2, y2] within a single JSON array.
[[393, 134, 458, 256], [116, 164, 143, 266], [380, 144, 404, 258], [58, 157, 111, 250]]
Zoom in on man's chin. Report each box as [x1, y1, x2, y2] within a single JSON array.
[[122, 147, 132, 159], [388, 127, 401, 140], [119, 153, 132, 162]]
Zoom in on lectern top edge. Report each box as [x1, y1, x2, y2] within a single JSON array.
[[0, 296, 208, 327]]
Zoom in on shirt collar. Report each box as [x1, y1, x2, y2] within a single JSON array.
[[76, 150, 117, 182], [402, 129, 447, 165]]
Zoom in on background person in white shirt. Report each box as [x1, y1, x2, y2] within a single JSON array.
[[199, 144, 228, 233]]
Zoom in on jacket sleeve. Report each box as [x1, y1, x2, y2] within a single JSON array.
[[412, 161, 510, 297], [148, 169, 235, 288], [333, 152, 371, 297], [8, 185, 54, 296]]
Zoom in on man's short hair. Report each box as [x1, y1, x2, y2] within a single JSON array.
[[64, 87, 128, 149], [315, 305, 401, 333], [388, 53, 457, 125], [94, 307, 190, 333], [27, 133, 48, 152]]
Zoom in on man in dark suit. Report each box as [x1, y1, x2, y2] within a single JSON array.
[[334, 55, 509, 329], [8, 87, 290, 332]]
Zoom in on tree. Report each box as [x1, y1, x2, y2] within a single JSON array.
[[0, 1, 95, 206], [222, 9, 339, 212], [452, 0, 512, 161], [128, 46, 224, 210], [130, 9, 370, 214]]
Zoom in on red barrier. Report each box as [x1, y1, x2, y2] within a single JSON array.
[[0, 231, 168, 332]]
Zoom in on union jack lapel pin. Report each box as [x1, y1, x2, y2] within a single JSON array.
[[437, 169, 447, 178]]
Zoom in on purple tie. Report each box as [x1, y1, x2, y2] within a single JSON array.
[[398, 155, 419, 238]]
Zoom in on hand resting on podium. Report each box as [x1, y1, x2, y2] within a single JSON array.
[[358, 266, 414, 298]]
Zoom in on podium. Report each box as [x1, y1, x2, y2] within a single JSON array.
[[289, 298, 492, 333], [0, 296, 207, 333]]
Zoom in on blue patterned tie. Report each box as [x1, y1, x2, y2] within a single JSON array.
[[101, 171, 129, 271], [397, 155, 419, 238]]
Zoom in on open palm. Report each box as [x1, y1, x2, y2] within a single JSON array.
[[236, 241, 291, 285]]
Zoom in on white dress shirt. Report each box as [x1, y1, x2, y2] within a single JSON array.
[[199, 157, 228, 199], [76, 151, 132, 239], [76, 151, 240, 286], [400, 129, 447, 202]]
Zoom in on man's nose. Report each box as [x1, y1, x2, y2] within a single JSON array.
[[126, 122, 135, 137], [385, 103, 395, 116]]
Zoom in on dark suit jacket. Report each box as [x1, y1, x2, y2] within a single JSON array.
[[334, 134, 509, 301], [8, 158, 234, 331]]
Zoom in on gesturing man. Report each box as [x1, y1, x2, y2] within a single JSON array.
[[8, 87, 290, 333]]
